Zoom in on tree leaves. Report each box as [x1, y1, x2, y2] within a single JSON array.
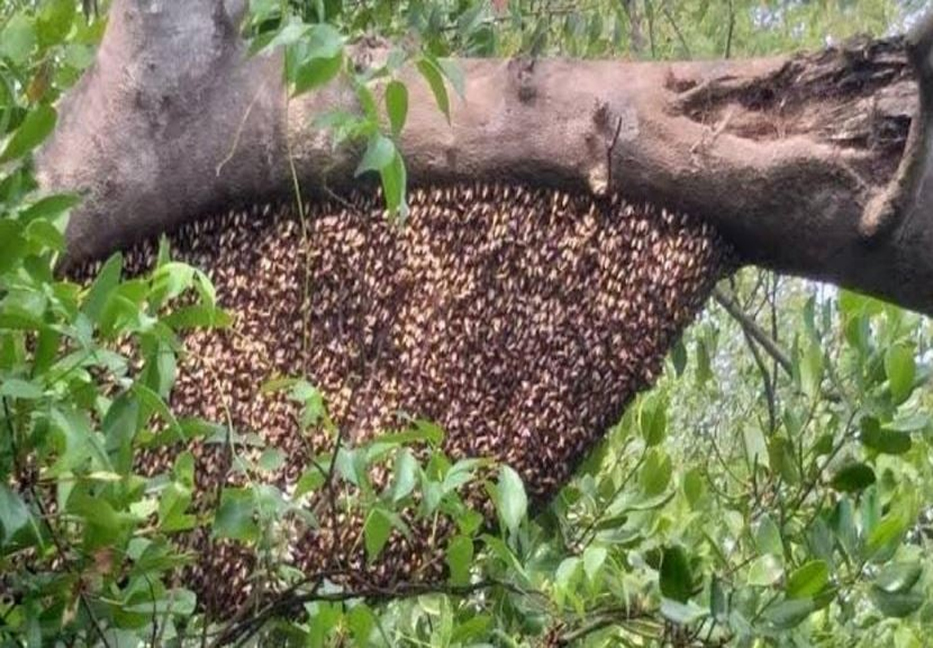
[[364, 507, 393, 561], [495, 465, 527, 536], [385, 80, 408, 137], [874, 562, 922, 594], [884, 344, 916, 404], [0, 104, 56, 163], [860, 416, 911, 455], [0, 485, 31, 542], [356, 134, 396, 177], [417, 57, 451, 123], [747, 554, 783, 587], [446, 535, 473, 585], [640, 448, 672, 496], [785, 560, 829, 599], [213, 488, 259, 543], [830, 462, 876, 493], [660, 546, 693, 602], [0, 14, 36, 66]]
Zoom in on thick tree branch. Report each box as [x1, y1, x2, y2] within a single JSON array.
[[36, 2, 933, 315]]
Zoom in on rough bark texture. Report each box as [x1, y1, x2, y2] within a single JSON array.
[[36, 1, 933, 314]]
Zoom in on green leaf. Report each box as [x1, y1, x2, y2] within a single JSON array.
[[446, 534, 473, 586], [885, 344, 915, 404], [860, 416, 912, 455], [150, 261, 195, 307], [258, 447, 286, 472], [871, 589, 924, 618], [755, 515, 783, 557], [799, 342, 823, 398], [0, 14, 36, 66], [496, 465, 527, 535], [213, 488, 258, 543], [0, 104, 56, 163], [555, 556, 582, 598], [417, 57, 450, 123], [639, 448, 672, 496], [376, 420, 445, 447], [450, 615, 492, 644], [765, 598, 817, 629], [583, 545, 607, 584], [295, 466, 325, 498], [300, 23, 344, 59], [24, 218, 65, 251], [660, 545, 693, 603], [0, 378, 43, 399], [385, 80, 408, 137], [0, 484, 31, 542], [82, 252, 123, 323], [132, 382, 181, 438], [865, 514, 907, 561], [786, 560, 829, 599], [347, 604, 375, 646], [710, 577, 727, 620], [874, 562, 923, 594], [671, 339, 687, 376], [640, 396, 667, 447], [660, 598, 707, 625], [293, 52, 343, 96], [262, 21, 311, 53], [390, 448, 418, 502], [163, 304, 232, 329], [0, 221, 26, 274], [67, 488, 125, 549], [682, 467, 704, 508], [830, 462, 876, 494], [437, 58, 465, 98], [381, 150, 408, 221], [364, 507, 393, 562], [356, 134, 395, 176], [37, 0, 76, 48], [102, 393, 140, 462], [747, 554, 784, 587]]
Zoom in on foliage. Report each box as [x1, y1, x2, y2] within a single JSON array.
[[2, 0, 932, 647]]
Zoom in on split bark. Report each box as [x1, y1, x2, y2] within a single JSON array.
[[37, 1, 933, 315]]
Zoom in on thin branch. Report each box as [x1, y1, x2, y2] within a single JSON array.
[[724, 0, 735, 59], [557, 606, 654, 645], [741, 327, 777, 434], [660, 2, 691, 58], [713, 287, 793, 375], [216, 577, 527, 646]]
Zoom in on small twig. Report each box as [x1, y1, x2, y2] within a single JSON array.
[[217, 577, 525, 646], [724, 0, 735, 59], [741, 328, 777, 434], [215, 85, 265, 177], [574, 444, 645, 548], [660, 2, 691, 58], [557, 606, 653, 645], [605, 115, 623, 193], [713, 288, 792, 375]]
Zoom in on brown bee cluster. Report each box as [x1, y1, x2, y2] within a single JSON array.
[[80, 183, 731, 612]]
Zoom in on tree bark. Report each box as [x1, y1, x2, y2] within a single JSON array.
[[37, 0, 933, 316]]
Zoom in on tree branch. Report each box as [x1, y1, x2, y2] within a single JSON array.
[[35, 2, 933, 316], [712, 288, 793, 375]]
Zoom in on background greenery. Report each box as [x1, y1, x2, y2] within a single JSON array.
[[1, 0, 932, 646]]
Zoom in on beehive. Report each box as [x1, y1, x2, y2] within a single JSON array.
[[77, 183, 732, 612]]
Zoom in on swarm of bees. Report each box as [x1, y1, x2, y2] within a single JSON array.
[[76, 183, 732, 610]]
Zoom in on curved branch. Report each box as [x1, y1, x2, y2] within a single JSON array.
[[36, 1, 933, 315]]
